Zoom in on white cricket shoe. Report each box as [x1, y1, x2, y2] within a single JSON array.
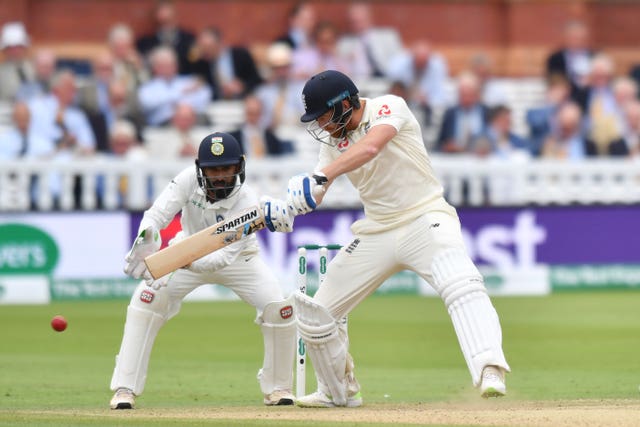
[[264, 390, 295, 406], [110, 388, 135, 409], [480, 365, 506, 398], [296, 390, 363, 408]]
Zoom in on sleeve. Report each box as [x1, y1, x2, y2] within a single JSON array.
[[138, 167, 192, 232], [369, 95, 409, 132]]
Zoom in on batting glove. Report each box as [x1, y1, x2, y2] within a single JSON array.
[[286, 172, 327, 215], [124, 226, 161, 279], [261, 196, 295, 232]]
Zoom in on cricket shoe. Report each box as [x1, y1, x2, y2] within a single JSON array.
[[296, 390, 363, 408], [480, 365, 506, 398], [110, 388, 135, 409], [264, 390, 295, 406]]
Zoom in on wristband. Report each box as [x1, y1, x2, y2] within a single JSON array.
[[312, 171, 328, 186]]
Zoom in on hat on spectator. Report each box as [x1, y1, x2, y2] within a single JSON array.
[[1, 22, 30, 49], [266, 42, 292, 68]]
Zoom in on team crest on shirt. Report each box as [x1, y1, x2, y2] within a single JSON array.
[[337, 138, 350, 151], [378, 104, 391, 116]]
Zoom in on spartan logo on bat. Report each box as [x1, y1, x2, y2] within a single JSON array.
[[215, 209, 259, 234]]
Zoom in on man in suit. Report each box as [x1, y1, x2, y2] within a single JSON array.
[[546, 19, 594, 105], [437, 72, 490, 153], [274, 1, 317, 50], [187, 27, 263, 101], [229, 95, 294, 158], [136, 0, 195, 75], [336, 2, 403, 79]]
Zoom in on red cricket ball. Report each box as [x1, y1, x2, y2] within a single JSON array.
[[51, 315, 67, 332]]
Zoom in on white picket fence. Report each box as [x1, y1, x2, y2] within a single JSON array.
[[1, 156, 639, 211]]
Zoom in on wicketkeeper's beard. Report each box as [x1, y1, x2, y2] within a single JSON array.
[[205, 177, 236, 201]]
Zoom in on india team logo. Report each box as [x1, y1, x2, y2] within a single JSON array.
[[211, 137, 224, 156]]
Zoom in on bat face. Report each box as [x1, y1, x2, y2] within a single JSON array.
[[143, 205, 266, 279]]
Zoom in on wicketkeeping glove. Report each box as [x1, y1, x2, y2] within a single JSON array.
[[286, 172, 327, 215], [261, 196, 295, 232], [124, 226, 161, 279]]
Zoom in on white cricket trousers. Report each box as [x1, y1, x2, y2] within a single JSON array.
[[313, 210, 468, 318]]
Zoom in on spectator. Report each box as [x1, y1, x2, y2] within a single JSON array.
[[274, 1, 317, 50], [386, 39, 451, 126], [336, 1, 403, 79], [541, 102, 596, 160], [107, 120, 147, 161], [28, 69, 96, 156], [0, 101, 53, 210], [136, 0, 195, 75], [437, 72, 490, 153], [0, 22, 34, 101], [187, 27, 263, 101], [26, 70, 96, 209], [526, 75, 572, 156], [106, 80, 147, 143], [472, 105, 531, 159], [0, 101, 54, 160], [229, 95, 294, 158], [621, 101, 640, 156], [97, 120, 148, 209], [468, 52, 508, 107], [291, 20, 352, 81], [583, 53, 625, 155], [77, 51, 117, 152], [108, 23, 149, 93], [612, 75, 638, 113], [138, 46, 211, 126], [255, 43, 305, 131], [546, 19, 594, 104], [144, 103, 209, 160], [15, 48, 57, 101]]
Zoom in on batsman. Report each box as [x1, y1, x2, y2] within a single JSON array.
[[110, 132, 296, 409], [261, 70, 511, 407]]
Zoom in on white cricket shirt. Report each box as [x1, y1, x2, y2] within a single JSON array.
[[317, 95, 456, 234]]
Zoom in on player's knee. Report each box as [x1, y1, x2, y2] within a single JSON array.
[[129, 281, 171, 317], [294, 293, 339, 343], [431, 248, 486, 307], [257, 294, 296, 327]]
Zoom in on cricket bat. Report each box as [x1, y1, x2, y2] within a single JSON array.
[[144, 205, 266, 279]]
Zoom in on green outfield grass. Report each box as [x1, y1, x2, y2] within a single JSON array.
[[0, 291, 638, 426]]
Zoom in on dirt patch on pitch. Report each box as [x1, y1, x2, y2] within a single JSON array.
[[29, 399, 640, 426]]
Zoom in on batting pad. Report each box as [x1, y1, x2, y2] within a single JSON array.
[[110, 305, 165, 395], [257, 295, 296, 394], [295, 293, 349, 406], [431, 248, 511, 386]]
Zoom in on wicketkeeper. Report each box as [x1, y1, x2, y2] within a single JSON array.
[[261, 70, 511, 408], [110, 132, 295, 409]]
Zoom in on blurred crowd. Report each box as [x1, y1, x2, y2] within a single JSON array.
[[1, 0, 640, 208]]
